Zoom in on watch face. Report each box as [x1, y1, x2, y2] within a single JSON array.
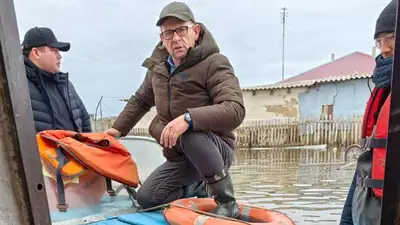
[[185, 113, 191, 121]]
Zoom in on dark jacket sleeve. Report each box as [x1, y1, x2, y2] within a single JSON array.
[[112, 70, 155, 136], [187, 54, 245, 132], [69, 81, 92, 133], [79, 98, 92, 133], [340, 169, 356, 225]]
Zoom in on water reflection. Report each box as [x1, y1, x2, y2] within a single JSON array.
[[118, 140, 355, 225], [231, 147, 355, 225]]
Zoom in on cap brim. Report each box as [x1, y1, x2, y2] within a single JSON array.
[[48, 42, 70, 52], [156, 14, 191, 26]]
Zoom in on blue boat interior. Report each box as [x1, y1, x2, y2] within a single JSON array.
[[50, 136, 167, 225], [89, 211, 168, 225]]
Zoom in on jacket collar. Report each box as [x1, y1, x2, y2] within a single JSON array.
[[24, 56, 68, 84]]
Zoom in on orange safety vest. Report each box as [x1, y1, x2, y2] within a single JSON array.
[[37, 130, 140, 212], [358, 88, 391, 198]]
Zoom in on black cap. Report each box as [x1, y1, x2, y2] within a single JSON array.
[[374, 0, 397, 39], [21, 27, 70, 51], [156, 2, 195, 26]]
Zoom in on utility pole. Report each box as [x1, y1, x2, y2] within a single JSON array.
[[99, 100, 103, 118], [281, 7, 288, 81], [94, 96, 103, 121]]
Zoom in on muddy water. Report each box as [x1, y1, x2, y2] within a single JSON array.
[[231, 148, 355, 225]]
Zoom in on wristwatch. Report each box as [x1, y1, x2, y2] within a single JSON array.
[[184, 112, 193, 128]]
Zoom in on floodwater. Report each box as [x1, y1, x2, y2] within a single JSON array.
[[122, 137, 355, 224], [231, 149, 354, 225]]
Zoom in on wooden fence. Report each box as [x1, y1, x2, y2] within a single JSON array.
[[234, 146, 346, 167], [93, 115, 363, 148], [235, 116, 363, 148]]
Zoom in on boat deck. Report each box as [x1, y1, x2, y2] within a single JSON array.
[[51, 193, 168, 225]]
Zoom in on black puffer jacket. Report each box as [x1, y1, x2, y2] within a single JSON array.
[[24, 56, 91, 133]]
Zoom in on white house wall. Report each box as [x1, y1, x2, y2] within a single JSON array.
[[242, 87, 308, 121]]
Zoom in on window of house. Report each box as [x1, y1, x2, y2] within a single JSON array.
[[321, 104, 333, 120]]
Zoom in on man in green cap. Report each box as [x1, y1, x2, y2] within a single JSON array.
[[105, 1, 245, 218]]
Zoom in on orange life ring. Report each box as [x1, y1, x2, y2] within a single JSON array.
[[163, 198, 295, 225]]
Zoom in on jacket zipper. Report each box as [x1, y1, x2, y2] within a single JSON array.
[[167, 67, 180, 120], [167, 78, 172, 119]]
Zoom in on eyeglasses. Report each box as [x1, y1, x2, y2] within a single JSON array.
[[375, 33, 395, 48], [160, 24, 194, 40]]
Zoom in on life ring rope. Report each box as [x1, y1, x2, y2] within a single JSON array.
[[166, 202, 253, 225], [136, 201, 252, 224], [137, 199, 294, 225]]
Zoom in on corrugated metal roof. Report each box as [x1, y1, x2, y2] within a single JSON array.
[[278, 52, 375, 83], [243, 51, 375, 91], [243, 72, 372, 91]]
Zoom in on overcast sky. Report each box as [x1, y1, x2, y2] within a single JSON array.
[[13, 0, 387, 117]]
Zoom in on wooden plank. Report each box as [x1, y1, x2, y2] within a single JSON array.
[[0, 0, 51, 224]]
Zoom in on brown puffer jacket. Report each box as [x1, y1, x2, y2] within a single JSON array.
[[112, 24, 245, 159]]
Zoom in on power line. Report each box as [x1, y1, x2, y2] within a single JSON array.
[[101, 102, 120, 115], [94, 96, 127, 120], [280, 7, 288, 81]]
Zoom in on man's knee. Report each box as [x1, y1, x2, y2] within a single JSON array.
[[136, 187, 155, 209], [180, 131, 233, 166], [136, 186, 169, 209], [180, 131, 213, 151], [180, 131, 207, 144], [136, 185, 179, 209]]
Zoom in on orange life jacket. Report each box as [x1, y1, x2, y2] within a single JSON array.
[[359, 87, 391, 198], [37, 130, 140, 212]]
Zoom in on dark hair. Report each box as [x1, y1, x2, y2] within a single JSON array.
[[22, 48, 32, 57], [22, 46, 45, 57]]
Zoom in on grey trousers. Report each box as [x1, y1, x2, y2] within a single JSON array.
[[136, 131, 234, 209]]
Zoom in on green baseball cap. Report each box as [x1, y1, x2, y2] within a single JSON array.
[[156, 1, 196, 26]]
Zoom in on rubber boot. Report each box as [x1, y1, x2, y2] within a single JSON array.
[[206, 168, 240, 218], [183, 180, 210, 198]]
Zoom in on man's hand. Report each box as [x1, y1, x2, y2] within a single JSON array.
[[104, 128, 122, 138], [160, 114, 189, 149]]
